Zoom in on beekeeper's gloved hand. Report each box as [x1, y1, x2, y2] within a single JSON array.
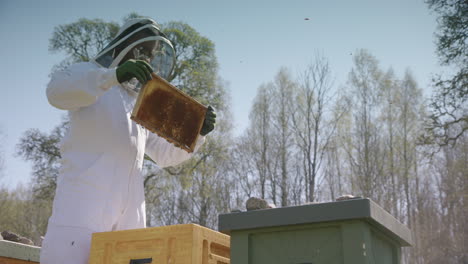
[[200, 106, 216, 136], [116, 59, 153, 84]]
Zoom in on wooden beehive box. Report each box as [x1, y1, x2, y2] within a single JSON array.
[[219, 198, 413, 264], [0, 240, 40, 264], [131, 73, 207, 153], [89, 224, 230, 264]]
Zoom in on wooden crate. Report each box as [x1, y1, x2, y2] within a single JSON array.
[[131, 73, 207, 153], [89, 224, 230, 264], [0, 240, 40, 264]]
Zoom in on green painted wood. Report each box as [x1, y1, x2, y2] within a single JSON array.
[[219, 198, 412, 246], [0, 240, 40, 262], [249, 225, 342, 264], [371, 231, 394, 264], [219, 199, 412, 264], [230, 232, 249, 264], [341, 221, 370, 264]]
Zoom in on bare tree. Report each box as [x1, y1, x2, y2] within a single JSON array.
[[345, 50, 385, 200], [291, 54, 339, 202], [395, 70, 423, 229], [379, 69, 401, 216], [414, 133, 468, 263], [247, 84, 275, 199], [323, 95, 353, 201], [230, 134, 257, 199], [271, 68, 296, 206]]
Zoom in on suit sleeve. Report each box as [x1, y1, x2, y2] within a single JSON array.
[[145, 132, 206, 168], [46, 62, 119, 111]]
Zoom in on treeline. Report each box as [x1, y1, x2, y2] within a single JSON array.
[[228, 51, 466, 263], [1, 2, 466, 263]]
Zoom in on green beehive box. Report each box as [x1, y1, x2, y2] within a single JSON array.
[[0, 240, 40, 263], [218, 198, 412, 264]]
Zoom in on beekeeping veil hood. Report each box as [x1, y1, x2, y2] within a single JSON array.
[[93, 18, 175, 81]]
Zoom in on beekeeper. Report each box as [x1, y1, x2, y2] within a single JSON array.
[[40, 18, 216, 264]]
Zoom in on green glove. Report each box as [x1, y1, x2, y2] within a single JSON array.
[[116, 59, 153, 84], [200, 106, 216, 136]]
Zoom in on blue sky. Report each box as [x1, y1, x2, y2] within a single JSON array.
[[0, 0, 440, 187]]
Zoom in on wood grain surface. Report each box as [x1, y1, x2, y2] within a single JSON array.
[[131, 73, 207, 153]]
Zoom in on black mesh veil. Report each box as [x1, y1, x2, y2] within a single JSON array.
[[93, 19, 175, 81]]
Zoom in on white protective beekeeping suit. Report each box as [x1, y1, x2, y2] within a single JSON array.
[[40, 18, 205, 264]]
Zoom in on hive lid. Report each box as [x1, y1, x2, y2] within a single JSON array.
[[0, 240, 40, 262], [218, 198, 413, 246], [131, 73, 207, 153]]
